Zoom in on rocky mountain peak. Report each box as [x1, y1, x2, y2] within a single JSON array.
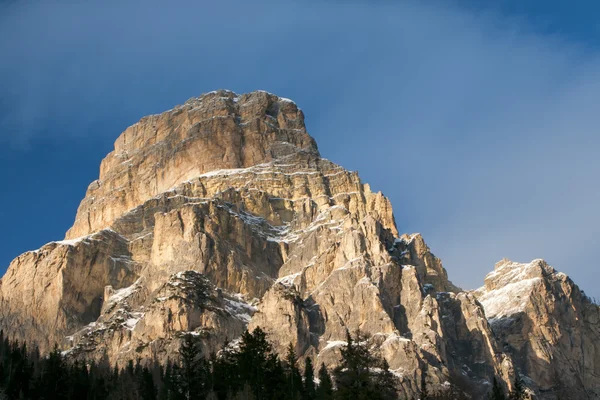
[[474, 258, 600, 399], [0, 91, 598, 399], [66, 89, 318, 240]]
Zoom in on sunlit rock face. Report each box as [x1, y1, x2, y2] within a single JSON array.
[[474, 259, 600, 399], [65, 90, 318, 240], [0, 90, 596, 399]]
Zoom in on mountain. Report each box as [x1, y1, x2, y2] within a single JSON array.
[[0, 90, 598, 399], [474, 259, 600, 399]]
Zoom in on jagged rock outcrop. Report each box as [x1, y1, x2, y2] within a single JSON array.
[[0, 90, 597, 399], [0, 229, 139, 351], [66, 270, 255, 363], [474, 259, 600, 399]]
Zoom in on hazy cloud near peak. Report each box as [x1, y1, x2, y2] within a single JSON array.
[[1, 0, 599, 296]]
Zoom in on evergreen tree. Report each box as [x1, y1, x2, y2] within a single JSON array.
[[334, 330, 376, 399], [303, 357, 316, 400], [234, 327, 277, 399], [67, 360, 89, 400], [284, 343, 303, 399], [88, 361, 108, 400], [489, 377, 506, 400], [264, 355, 288, 400], [0, 325, 423, 400], [159, 361, 175, 400], [3, 341, 31, 399], [91, 356, 111, 400], [211, 344, 239, 399], [374, 359, 398, 400], [232, 383, 255, 400], [38, 345, 68, 400], [138, 365, 157, 400], [315, 363, 333, 400], [176, 334, 204, 400]]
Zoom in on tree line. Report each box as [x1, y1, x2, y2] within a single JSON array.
[[0, 328, 526, 399]]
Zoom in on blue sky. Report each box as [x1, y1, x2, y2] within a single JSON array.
[[1, 0, 599, 298]]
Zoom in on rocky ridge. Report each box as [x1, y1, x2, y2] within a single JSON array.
[[0, 90, 598, 399]]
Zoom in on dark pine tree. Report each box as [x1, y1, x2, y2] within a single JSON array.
[[315, 363, 333, 400], [4, 341, 32, 399], [138, 365, 157, 400], [373, 359, 398, 400], [334, 329, 399, 400], [158, 361, 175, 400], [264, 355, 288, 400], [66, 360, 89, 400], [302, 357, 316, 400], [38, 345, 68, 400], [234, 327, 277, 399], [284, 343, 303, 399], [176, 334, 205, 400], [334, 330, 375, 399], [211, 343, 240, 399], [88, 360, 109, 400]]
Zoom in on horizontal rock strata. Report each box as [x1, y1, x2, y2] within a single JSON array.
[[1, 90, 597, 399]]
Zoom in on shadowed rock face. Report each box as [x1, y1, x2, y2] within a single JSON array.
[[0, 90, 597, 399]]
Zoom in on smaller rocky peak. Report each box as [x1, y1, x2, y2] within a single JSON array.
[[475, 259, 600, 398], [473, 258, 571, 328], [484, 259, 554, 292]]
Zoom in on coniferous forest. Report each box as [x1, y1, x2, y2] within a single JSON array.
[[0, 328, 523, 400]]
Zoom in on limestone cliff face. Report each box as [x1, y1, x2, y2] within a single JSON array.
[[474, 259, 600, 399], [66, 90, 317, 240], [0, 229, 139, 351], [0, 90, 597, 399]]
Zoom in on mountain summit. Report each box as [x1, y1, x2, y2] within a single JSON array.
[[1, 91, 598, 399]]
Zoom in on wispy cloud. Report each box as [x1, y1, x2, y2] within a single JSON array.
[[1, 1, 599, 296]]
